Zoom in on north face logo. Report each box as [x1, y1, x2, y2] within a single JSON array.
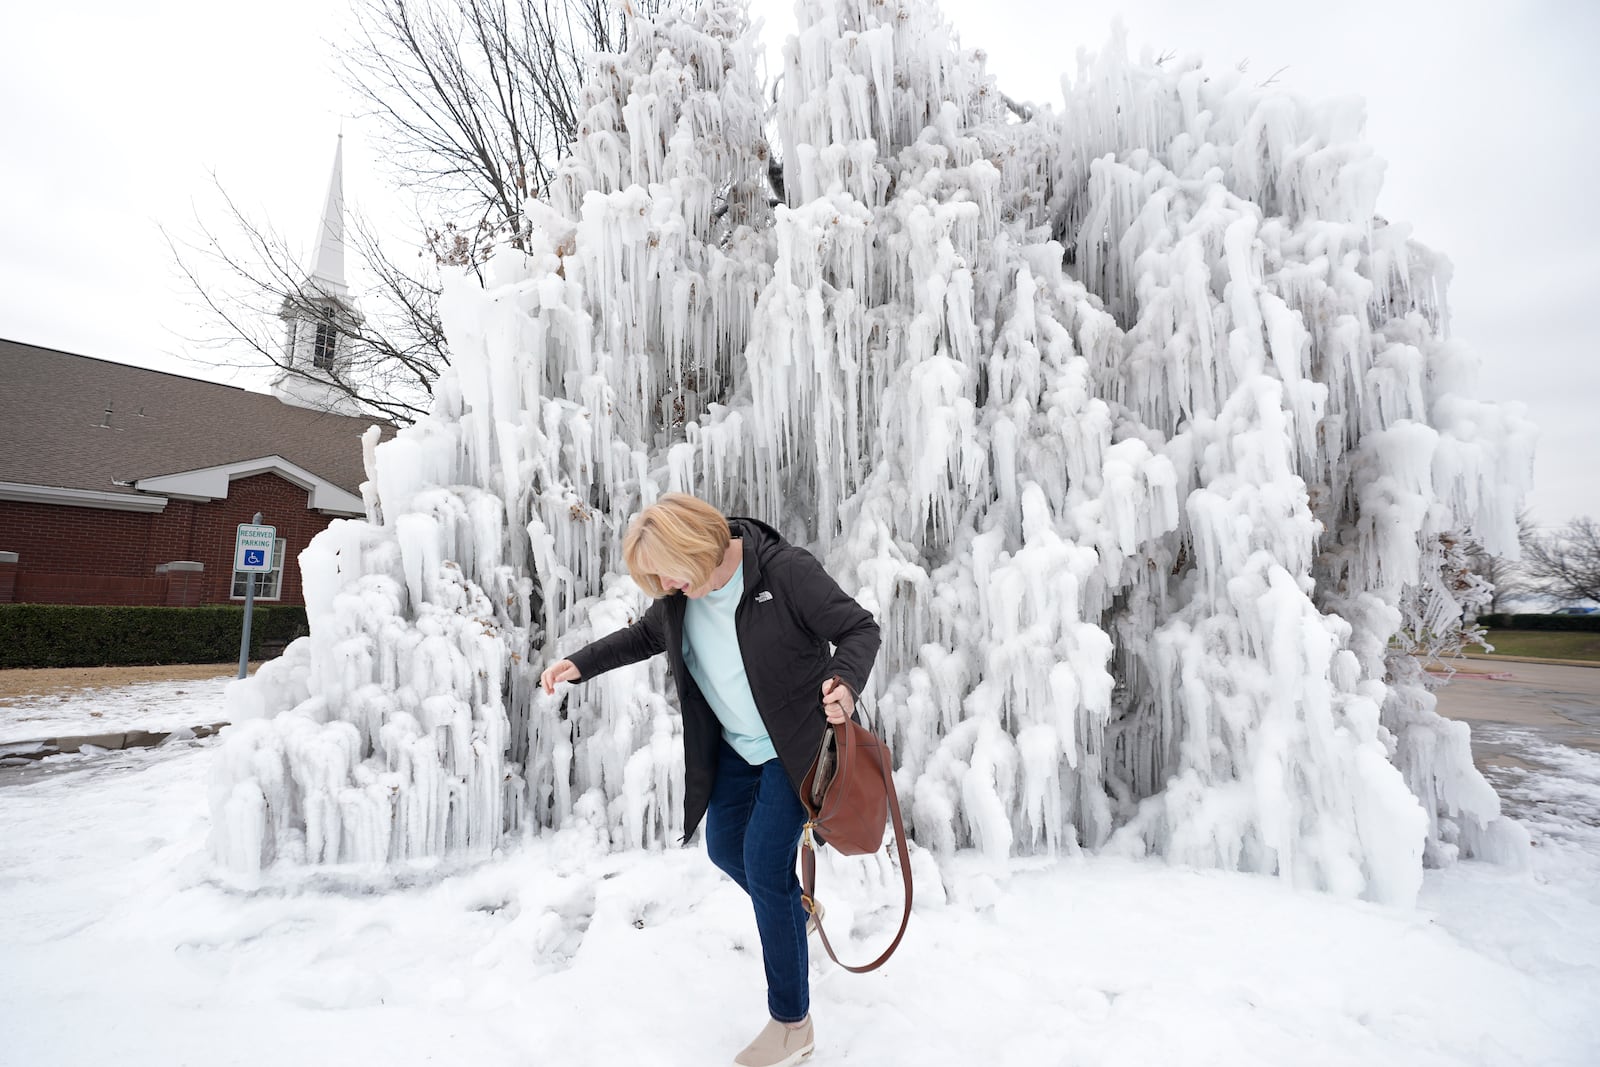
[[755, 590, 773, 603]]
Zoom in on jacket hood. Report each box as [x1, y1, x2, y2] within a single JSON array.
[[728, 515, 787, 588]]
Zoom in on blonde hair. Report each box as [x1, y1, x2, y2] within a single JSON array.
[[623, 493, 732, 598]]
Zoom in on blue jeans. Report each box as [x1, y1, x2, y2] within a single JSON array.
[[704, 739, 810, 1023]]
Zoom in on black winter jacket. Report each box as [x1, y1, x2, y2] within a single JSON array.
[[566, 517, 882, 842]]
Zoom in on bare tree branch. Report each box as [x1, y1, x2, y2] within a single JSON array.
[[1523, 516, 1600, 606], [339, 0, 666, 259], [175, 0, 676, 417], [167, 175, 439, 425], [1258, 65, 1289, 88]]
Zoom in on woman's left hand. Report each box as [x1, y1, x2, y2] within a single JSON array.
[[822, 676, 854, 724]]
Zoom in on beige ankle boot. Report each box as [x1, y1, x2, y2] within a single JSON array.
[[733, 1016, 814, 1067]]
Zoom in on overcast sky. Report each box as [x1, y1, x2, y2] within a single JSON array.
[[1, 0, 1594, 527]]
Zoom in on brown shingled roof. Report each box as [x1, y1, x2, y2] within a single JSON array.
[[0, 339, 392, 497]]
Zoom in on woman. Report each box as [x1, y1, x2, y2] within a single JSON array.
[[540, 493, 881, 1067]]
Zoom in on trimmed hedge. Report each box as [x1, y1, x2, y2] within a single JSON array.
[[0, 604, 309, 669], [1477, 612, 1600, 633]]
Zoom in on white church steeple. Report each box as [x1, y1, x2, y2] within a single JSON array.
[[273, 134, 363, 414], [309, 136, 348, 299]]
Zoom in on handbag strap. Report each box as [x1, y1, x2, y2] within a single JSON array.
[[799, 714, 914, 974]]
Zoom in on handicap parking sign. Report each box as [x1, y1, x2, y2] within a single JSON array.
[[234, 523, 277, 573]]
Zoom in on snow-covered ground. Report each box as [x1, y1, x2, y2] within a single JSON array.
[[2, 684, 1598, 1066], [0, 674, 233, 744]]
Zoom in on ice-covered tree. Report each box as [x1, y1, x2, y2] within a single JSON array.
[[211, 0, 1534, 905]]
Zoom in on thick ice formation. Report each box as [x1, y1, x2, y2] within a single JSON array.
[[211, 0, 1534, 904]]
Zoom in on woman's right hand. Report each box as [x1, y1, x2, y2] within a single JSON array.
[[540, 659, 581, 694]]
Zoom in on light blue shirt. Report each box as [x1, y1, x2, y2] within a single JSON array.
[[682, 561, 776, 765]]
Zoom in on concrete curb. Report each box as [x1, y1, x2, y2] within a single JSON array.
[[0, 723, 229, 765], [1462, 653, 1600, 669]]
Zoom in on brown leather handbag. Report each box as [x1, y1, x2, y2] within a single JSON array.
[[798, 678, 913, 973]]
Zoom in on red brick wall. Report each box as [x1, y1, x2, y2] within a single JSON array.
[[12, 571, 171, 606], [0, 472, 346, 606]]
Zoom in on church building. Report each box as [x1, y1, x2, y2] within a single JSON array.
[[0, 140, 390, 608]]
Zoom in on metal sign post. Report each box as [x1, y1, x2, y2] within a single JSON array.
[[235, 513, 275, 679]]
